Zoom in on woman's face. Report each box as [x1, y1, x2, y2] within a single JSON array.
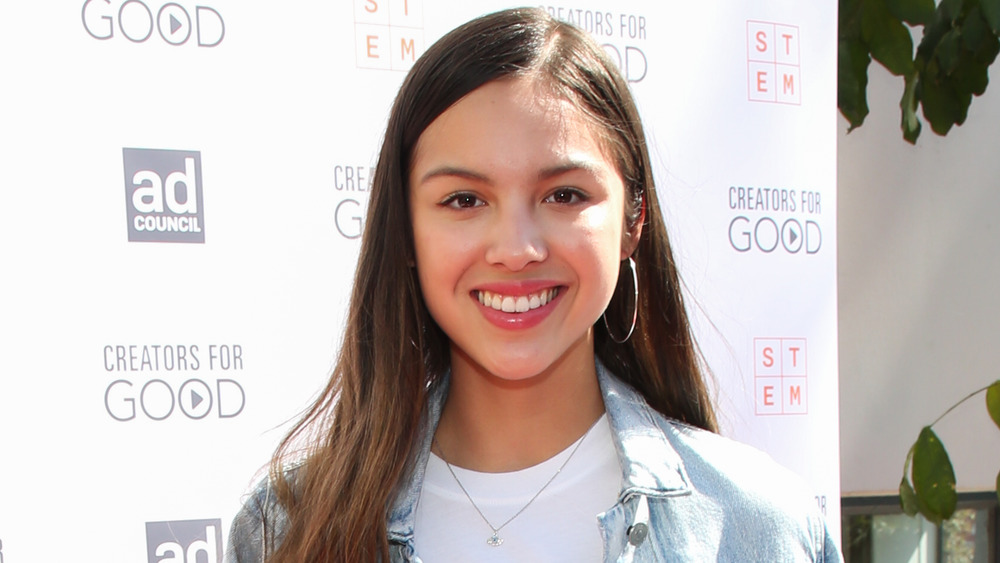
[[409, 77, 634, 381]]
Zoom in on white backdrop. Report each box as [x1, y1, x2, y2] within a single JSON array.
[[0, 1, 839, 560]]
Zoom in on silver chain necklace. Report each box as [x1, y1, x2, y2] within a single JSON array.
[[433, 421, 596, 548]]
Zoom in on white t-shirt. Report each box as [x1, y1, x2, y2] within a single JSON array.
[[413, 414, 621, 562]]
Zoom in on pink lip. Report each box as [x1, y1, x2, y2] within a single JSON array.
[[472, 281, 565, 330], [474, 280, 561, 296]]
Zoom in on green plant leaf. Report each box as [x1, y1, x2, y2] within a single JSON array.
[[886, 0, 936, 25], [920, 70, 970, 134], [911, 426, 957, 524], [981, 0, 1000, 34], [962, 10, 1000, 66], [900, 475, 920, 515], [987, 380, 1000, 430], [863, 0, 916, 75], [840, 37, 872, 130], [953, 57, 991, 96], [940, 0, 965, 21], [841, 0, 864, 34], [838, 0, 1000, 141], [935, 29, 963, 75], [975, 33, 1000, 66], [900, 72, 922, 142], [916, 0, 960, 66], [962, 5, 991, 54], [920, 80, 955, 135]]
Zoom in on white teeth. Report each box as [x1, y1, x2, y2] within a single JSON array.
[[477, 288, 559, 313], [515, 296, 529, 313], [501, 296, 516, 312]]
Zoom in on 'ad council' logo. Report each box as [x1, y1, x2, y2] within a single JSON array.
[[123, 148, 205, 243], [146, 519, 222, 563]]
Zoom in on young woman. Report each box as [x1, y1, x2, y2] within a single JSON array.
[[227, 8, 841, 562]]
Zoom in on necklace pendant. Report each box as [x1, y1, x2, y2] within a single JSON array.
[[486, 533, 503, 547]]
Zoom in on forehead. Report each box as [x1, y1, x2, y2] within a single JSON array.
[[410, 77, 616, 175]]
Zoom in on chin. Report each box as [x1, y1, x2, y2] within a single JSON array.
[[480, 360, 538, 379], [476, 354, 559, 383]]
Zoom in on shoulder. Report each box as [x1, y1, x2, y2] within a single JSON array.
[[654, 418, 841, 561], [598, 366, 840, 560], [225, 472, 292, 563], [664, 418, 811, 500]]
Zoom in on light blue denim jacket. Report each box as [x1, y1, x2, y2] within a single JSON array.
[[227, 363, 842, 562]]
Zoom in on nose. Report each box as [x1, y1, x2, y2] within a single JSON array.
[[483, 204, 548, 271]]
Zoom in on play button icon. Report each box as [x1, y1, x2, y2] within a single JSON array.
[[781, 219, 804, 253], [179, 379, 212, 419], [157, 4, 191, 45]]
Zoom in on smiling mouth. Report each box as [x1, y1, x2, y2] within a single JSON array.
[[475, 288, 560, 313]]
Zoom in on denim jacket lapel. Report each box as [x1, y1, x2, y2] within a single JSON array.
[[384, 362, 692, 561], [596, 362, 691, 498]]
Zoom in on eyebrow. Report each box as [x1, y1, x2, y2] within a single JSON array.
[[537, 160, 603, 181], [418, 166, 490, 185], [418, 159, 602, 186]]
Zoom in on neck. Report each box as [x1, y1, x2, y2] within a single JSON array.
[[434, 340, 605, 473]]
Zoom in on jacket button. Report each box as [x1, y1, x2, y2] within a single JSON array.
[[627, 522, 648, 546]]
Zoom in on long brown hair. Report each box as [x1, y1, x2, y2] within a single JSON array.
[[266, 7, 717, 561]]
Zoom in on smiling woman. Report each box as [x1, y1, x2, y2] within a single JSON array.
[[410, 78, 628, 388], [226, 7, 842, 563]]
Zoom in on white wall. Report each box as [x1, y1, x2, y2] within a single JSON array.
[[838, 62, 1000, 495]]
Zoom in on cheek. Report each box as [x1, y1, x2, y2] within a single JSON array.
[[563, 210, 627, 296], [412, 221, 474, 310], [413, 226, 441, 288], [572, 206, 626, 259]]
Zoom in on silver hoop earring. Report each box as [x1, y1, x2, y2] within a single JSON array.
[[603, 256, 638, 344]]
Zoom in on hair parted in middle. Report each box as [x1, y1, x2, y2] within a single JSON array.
[[265, 8, 717, 562]]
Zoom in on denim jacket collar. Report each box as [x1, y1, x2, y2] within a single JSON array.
[[385, 361, 692, 547]]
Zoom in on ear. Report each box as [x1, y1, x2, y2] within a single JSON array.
[[621, 196, 645, 260]]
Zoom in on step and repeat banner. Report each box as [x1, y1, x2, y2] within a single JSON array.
[[0, 1, 838, 560]]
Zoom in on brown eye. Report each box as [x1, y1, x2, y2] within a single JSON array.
[[442, 192, 484, 209], [544, 188, 585, 204]]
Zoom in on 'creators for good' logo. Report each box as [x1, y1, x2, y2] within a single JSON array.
[[123, 148, 205, 243], [82, 1, 225, 47], [146, 519, 222, 563]]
